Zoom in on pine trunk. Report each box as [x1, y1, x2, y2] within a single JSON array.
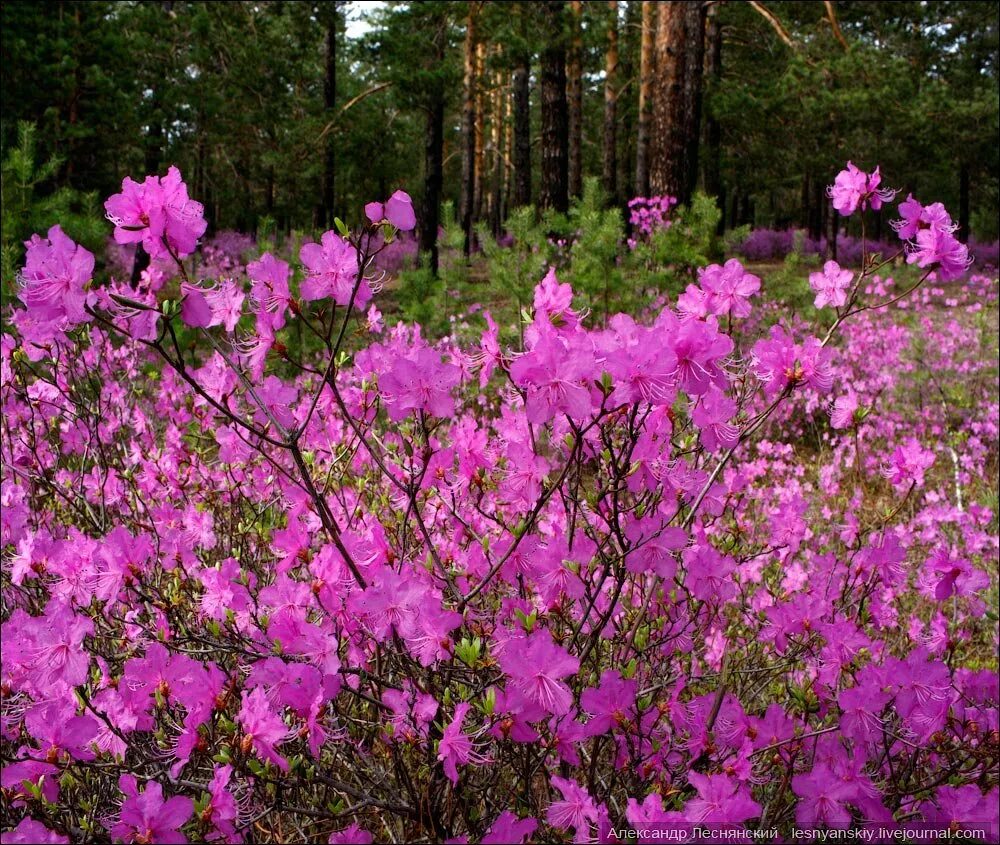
[[540, 1, 570, 213], [634, 0, 655, 197], [567, 0, 584, 199], [461, 4, 478, 256], [512, 55, 532, 208], [649, 1, 686, 200], [603, 1, 619, 202], [702, 0, 723, 224], [680, 1, 705, 204]]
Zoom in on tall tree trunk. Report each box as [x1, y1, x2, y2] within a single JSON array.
[[567, 0, 584, 199], [474, 41, 487, 220], [649, 2, 686, 200], [603, 1, 619, 202], [490, 68, 505, 236], [680, 1, 705, 203], [702, 0, 723, 226], [322, 7, 337, 228], [512, 54, 532, 208], [800, 172, 811, 230], [461, 3, 478, 256], [540, 1, 569, 213], [634, 0, 655, 196], [423, 99, 445, 276]]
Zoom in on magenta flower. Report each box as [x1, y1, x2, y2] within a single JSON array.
[[385, 190, 417, 231], [481, 811, 538, 845], [203, 765, 240, 842], [509, 330, 594, 423], [379, 346, 461, 421], [105, 166, 206, 259], [110, 774, 193, 844], [579, 670, 637, 737], [3, 818, 69, 844], [546, 776, 600, 843], [810, 260, 854, 309], [299, 231, 365, 306], [499, 631, 580, 716], [328, 824, 374, 844], [830, 392, 859, 429], [828, 162, 897, 216], [700, 259, 761, 318], [18, 226, 94, 331], [926, 549, 989, 600], [437, 702, 490, 785], [691, 386, 739, 452], [883, 437, 935, 488], [248, 252, 292, 331], [684, 772, 761, 825], [792, 765, 855, 829], [237, 687, 291, 772]]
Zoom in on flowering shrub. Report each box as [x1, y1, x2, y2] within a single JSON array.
[[1, 163, 998, 844], [627, 195, 677, 248]]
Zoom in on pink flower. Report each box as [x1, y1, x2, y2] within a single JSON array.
[[203, 280, 245, 333], [700, 259, 760, 318], [105, 166, 206, 259], [499, 631, 580, 716], [792, 765, 855, 829], [385, 190, 417, 231], [18, 225, 94, 330], [809, 260, 854, 309], [110, 774, 193, 844], [830, 392, 859, 429], [509, 330, 594, 423], [179, 283, 213, 328], [328, 824, 374, 844], [927, 549, 989, 600], [691, 386, 739, 452], [379, 346, 461, 421], [907, 226, 972, 281], [238, 687, 291, 772], [299, 231, 365, 306], [883, 437, 935, 487], [828, 162, 897, 216], [3, 818, 69, 844], [546, 776, 599, 843], [685, 772, 762, 824], [204, 765, 240, 842], [751, 325, 833, 397], [481, 811, 537, 845], [437, 702, 490, 785], [248, 253, 293, 331]]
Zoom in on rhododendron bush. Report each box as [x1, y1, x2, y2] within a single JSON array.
[[1, 163, 998, 845]]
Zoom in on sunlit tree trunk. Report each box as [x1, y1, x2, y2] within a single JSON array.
[[461, 3, 478, 256], [680, 1, 705, 203], [634, 0, 655, 197], [649, 1, 685, 200]]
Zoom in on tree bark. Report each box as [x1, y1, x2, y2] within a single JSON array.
[[649, 1, 686, 201], [602, 1, 619, 202], [567, 0, 584, 199], [461, 3, 478, 256], [512, 54, 532, 208], [680, 2, 705, 203], [474, 41, 486, 220], [702, 0, 723, 224], [540, 1, 569, 213], [490, 68, 505, 236], [423, 99, 445, 276], [634, 0, 655, 197]]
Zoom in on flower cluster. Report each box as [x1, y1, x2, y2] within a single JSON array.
[[2, 165, 997, 844]]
